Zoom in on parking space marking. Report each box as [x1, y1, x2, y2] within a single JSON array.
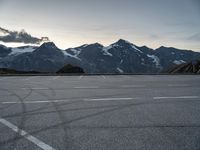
[[121, 85, 146, 88], [1, 95, 199, 104], [22, 88, 49, 90], [154, 96, 199, 100], [84, 97, 139, 101], [74, 86, 99, 89], [167, 84, 189, 87], [0, 118, 55, 150], [1, 99, 71, 104]]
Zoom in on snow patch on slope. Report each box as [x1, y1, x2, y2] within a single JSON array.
[[9, 47, 36, 55], [120, 59, 123, 64], [69, 48, 82, 57], [62, 50, 81, 61], [82, 44, 88, 48], [102, 46, 113, 56], [118, 39, 143, 53], [173, 60, 186, 65], [117, 67, 124, 73], [147, 54, 161, 68], [131, 45, 143, 53]]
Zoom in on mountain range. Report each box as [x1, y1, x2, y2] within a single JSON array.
[[0, 39, 200, 74]]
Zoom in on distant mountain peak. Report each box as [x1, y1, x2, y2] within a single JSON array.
[[0, 44, 8, 49], [141, 45, 150, 49], [156, 46, 181, 52], [109, 39, 143, 53], [91, 42, 103, 47], [40, 42, 58, 49], [114, 39, 133, 45], [79, 44, 89, 48], [110, 39, 136, 48]]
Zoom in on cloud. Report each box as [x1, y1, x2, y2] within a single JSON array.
[[0, 27, 49, 44]]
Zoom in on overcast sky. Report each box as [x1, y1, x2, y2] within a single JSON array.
[[0, 0, 200, 51]]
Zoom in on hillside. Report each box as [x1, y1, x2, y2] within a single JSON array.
[[169, 60, 200, 74]]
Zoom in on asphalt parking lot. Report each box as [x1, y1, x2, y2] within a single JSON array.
[[0, 75, 200, 150]]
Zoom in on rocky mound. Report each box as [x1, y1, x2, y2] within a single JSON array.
[[56, 64, 84, 74], [169, 60, 200, 74]]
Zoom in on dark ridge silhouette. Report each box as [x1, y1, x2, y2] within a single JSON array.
[[57, 64, 84, 74], [0, 68, 40, 74]]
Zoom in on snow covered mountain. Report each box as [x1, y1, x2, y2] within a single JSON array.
[[65, 39, 200, 73], [0, 42, 66, 72], [65, 39, 159, 73], [0, 39, 200, 73]]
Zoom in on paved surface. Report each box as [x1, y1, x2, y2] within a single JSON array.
[[0, 75, 200, 150]]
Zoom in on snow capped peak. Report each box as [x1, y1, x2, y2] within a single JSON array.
[[112, 39, 132, 46], [110, 39, 143, 53], [40, 42, 58, 49], [112, 39, 130, 46]]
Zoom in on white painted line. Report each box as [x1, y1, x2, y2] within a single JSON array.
[[167, 84, 189, 87], [74, 86, 99, 89], [154, 96, 199, 100], [2, 101, 50, 104], [2, 99, 71, 104], [84, 97, 138, 101], [2, 96, 198, 104], [0, 118, 55, 150], [22, 88, 49, 90], [122, 85, 146, 88], [32, 88, 49, 90], [1, 97, 138, 104]]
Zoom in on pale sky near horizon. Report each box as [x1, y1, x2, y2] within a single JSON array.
[[0, 0, 200, 51]]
